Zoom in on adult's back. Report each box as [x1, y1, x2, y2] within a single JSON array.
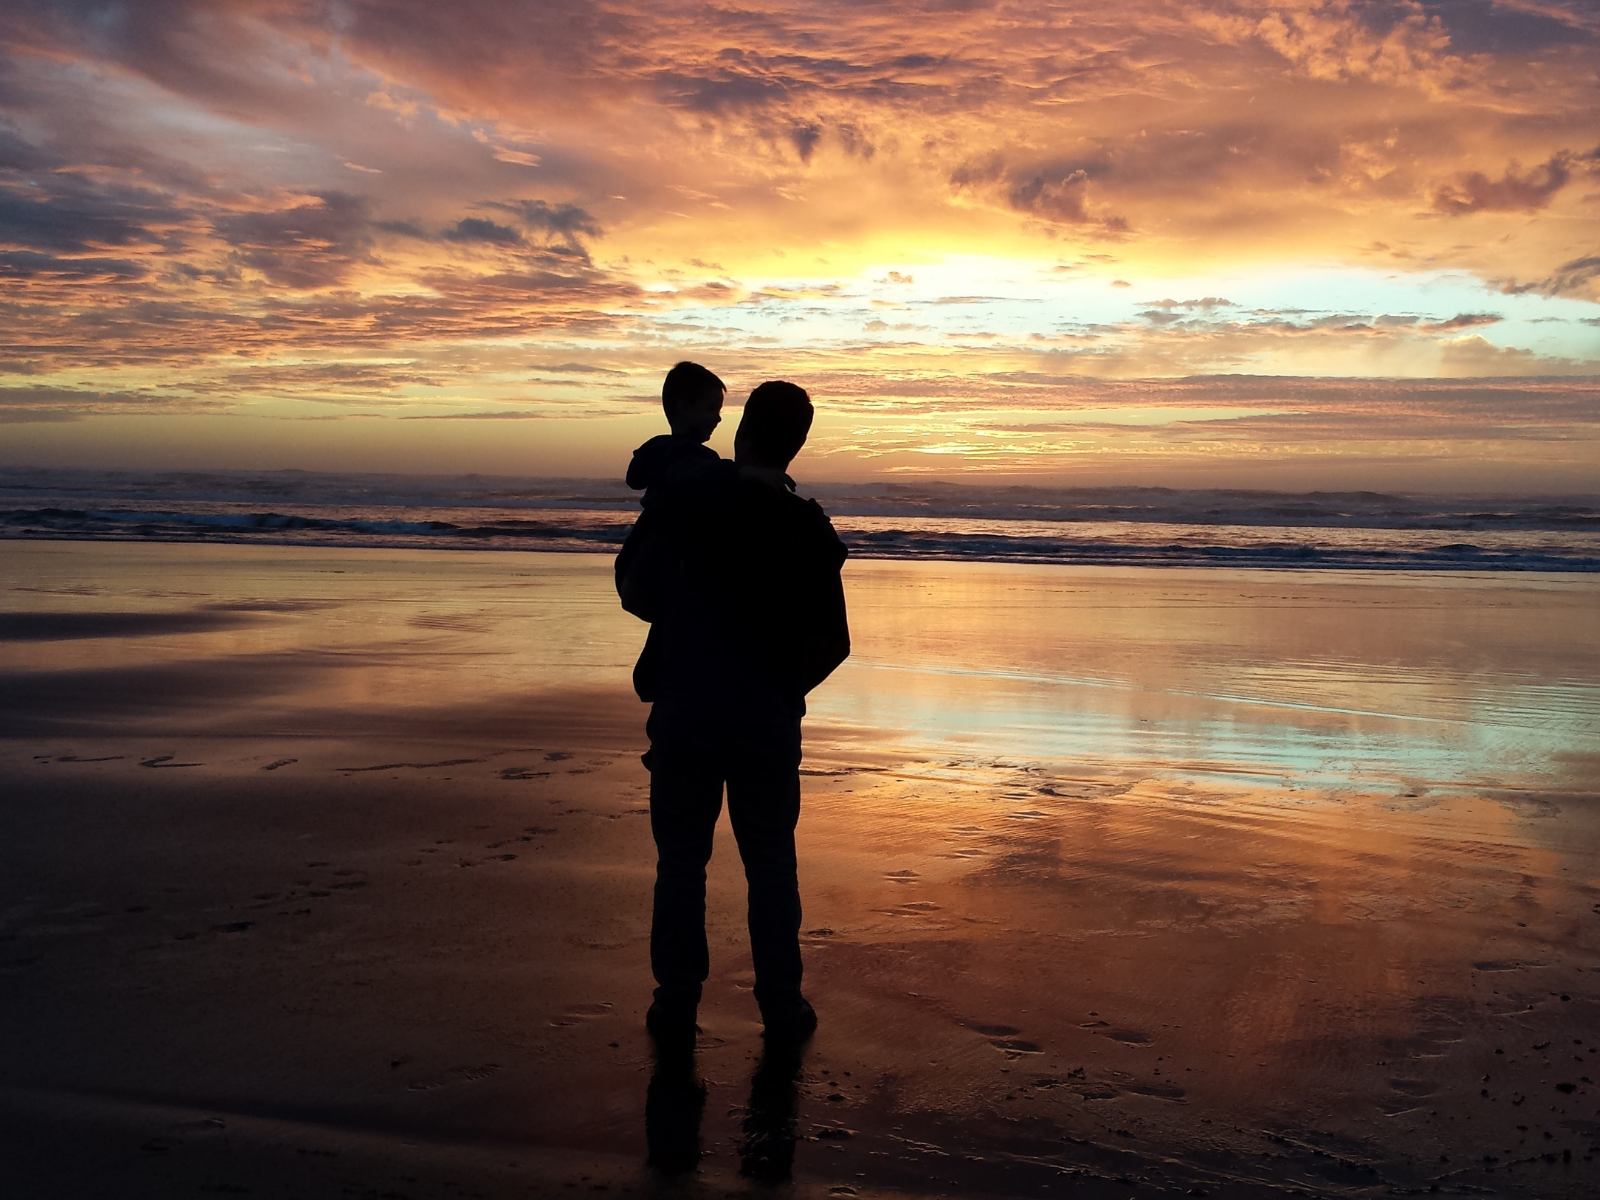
[[621, 471, 849, 746]]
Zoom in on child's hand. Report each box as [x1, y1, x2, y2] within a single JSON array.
[[739, 464, 791, 492]]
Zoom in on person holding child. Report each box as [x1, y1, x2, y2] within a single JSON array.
[[617, 364, 850, 1046]]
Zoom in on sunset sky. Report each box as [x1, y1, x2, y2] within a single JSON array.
[[3, 1, 1599, 490]]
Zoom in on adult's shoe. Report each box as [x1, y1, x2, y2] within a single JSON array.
[[646, 999, 698, 1049], [759, 993, 817, 1043]]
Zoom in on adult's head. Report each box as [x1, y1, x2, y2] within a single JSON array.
[[661, 360, 726, 440], [734, 381, 813, 470]]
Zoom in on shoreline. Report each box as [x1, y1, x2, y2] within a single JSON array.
[[5, 530, 1600, 572]]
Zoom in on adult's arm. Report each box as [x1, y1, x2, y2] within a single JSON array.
[[796, 564, 851, 695], [786, 501, 850, 695]]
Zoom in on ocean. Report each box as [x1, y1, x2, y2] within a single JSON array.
[[2, 466, 1598, 571]]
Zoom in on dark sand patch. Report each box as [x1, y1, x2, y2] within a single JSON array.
[[0, 610, 262, 642]]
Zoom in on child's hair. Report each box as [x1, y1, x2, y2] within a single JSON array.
[[739, 380, 813, 466], [662, 361, 726, 420]]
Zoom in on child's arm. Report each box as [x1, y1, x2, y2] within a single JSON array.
[[738, 464, 792, 492]]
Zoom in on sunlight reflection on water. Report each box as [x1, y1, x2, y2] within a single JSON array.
[[3, 544, 1596, 795], [810, 561, 1600, 794]]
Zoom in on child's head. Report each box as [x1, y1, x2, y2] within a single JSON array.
[[662, 361, 725, 442]]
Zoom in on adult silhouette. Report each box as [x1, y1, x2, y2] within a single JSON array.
[[616, 380, 849, 1046]]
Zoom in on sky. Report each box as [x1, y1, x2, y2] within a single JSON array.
[[2, 0, 1599, 491]]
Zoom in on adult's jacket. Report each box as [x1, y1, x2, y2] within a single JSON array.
[[616, 467, 850, 747]]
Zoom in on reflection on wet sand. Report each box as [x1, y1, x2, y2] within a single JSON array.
[[645, 1040, 706, 1174], [739, 1038, 805, 1181], [646, 1035, 807, 1183], [823, 560, 1600, 794], [1, 542, 1597, 1197]]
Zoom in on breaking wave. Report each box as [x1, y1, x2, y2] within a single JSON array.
[[2, 467, 1596, 571]]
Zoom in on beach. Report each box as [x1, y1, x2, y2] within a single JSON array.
[[2, 541, 1598, 1198]]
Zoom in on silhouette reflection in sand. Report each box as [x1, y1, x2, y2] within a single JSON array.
[[646, 1034, 805, 1181]]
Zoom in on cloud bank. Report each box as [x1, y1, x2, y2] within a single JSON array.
[[1, 1, 1597, 488]]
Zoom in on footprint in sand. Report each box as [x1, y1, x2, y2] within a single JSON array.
[[549, 1002, 614, 1028], [947, 826, 988, 857], [485, 831, 545, 847], [1387, 1078, 1438, 1097], [884, 870, 921, 884], [500, 766, 551, 780], [1126, 1081, 1186, 1100], [880, 901, 942, 917], [337, 758, 483, 773], [1076, 1082, 1120, 1100], [404, 1063, 502, 1091], [1074, 1022, 1153, 1045], [1078, 1019, 1153, 1043], [1103, 1029, 1152, 1044], [967, 1023, 1044, 1057], [262, 759, 296, 771], [140, 755, 202, 768]]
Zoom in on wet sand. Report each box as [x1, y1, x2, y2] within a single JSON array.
[[2, 541, 1598, 1198]]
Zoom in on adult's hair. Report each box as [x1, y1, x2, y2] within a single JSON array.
[[662, 360, 725, 419], [738, 380, 813, 467]]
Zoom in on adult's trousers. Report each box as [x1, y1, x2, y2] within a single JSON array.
[[646, 735, 803, 1014]]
